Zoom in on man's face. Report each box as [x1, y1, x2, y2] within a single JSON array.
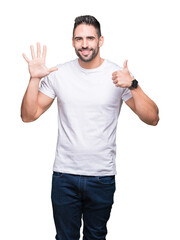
[[72, 24, 104, 62]]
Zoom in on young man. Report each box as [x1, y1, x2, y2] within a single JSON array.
[[21, 15, 159, 240]]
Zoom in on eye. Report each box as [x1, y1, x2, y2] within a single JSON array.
[[88, 37, 95, 40], [75, 37, 82, 42]]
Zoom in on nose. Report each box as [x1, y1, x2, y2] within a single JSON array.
[[82, 38, 88, 48]]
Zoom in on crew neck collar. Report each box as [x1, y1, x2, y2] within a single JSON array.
[[75, 58, 107, 73]]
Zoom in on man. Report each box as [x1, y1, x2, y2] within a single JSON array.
[[21, 15, 159, 240]]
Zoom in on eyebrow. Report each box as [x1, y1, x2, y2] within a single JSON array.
[[74, 36, 95, 39]]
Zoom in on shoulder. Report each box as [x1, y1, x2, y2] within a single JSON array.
[[56, 59, 77, 72], [105, 59, 134, 78], [104, 59, 123, 72], [47, 59, 77, 81]]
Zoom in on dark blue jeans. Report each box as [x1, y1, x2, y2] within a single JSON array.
[[51, 171, 116, 240]]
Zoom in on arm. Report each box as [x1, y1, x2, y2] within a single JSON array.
[[21, 43, 58, 122], [112, 60, 159, 126], [125, 86, 159, 125], [21, 80, 54, 122]]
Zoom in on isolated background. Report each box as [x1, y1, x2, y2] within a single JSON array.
[[0, 0, 179, 239]]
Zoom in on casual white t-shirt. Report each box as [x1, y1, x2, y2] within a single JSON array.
[[39, 58, 133, 176]]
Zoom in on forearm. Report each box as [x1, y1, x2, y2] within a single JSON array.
[[21, 77, 41, 122], [131, 85, 159, 125]]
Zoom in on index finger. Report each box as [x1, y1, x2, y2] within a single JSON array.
[[112, 71, 117, 77]]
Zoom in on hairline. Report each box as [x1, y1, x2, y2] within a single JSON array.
[[73, 23, 101, 39]]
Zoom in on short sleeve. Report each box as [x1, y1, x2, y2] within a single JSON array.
[[39, 74, 56, 99], [121, 88, 132, 102]]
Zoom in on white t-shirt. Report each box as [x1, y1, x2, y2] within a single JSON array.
[[39, 58, 133, 176]]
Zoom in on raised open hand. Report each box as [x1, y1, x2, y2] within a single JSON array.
[[22, 42, 58, 79]]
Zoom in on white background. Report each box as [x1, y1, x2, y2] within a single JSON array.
[[0, 0, 179, 239]]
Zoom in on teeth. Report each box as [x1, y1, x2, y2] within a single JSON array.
[[82, 51, 89, 55]]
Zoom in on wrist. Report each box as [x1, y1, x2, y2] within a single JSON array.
[[129, 79, 138, 90], [30, 77, 41, 83]]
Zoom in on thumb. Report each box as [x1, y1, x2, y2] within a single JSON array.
[[123, 59, 128, 70], [49, 67, 58, 73]]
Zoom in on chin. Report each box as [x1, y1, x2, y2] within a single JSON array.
[[79, 55, 94, 63], [81, 58, 93, 63]]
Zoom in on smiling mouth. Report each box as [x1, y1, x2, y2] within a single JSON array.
[[81, 50, 90, 56], [79, 48, 92, 56]]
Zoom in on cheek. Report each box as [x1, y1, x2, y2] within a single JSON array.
[[73, 40, 79, 48], [91, 41, 99, 49], [75, 42, 83, 49], [73, 43, 79, 50]]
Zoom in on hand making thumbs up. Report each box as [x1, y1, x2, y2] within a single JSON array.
[[112, 60, 134, 88]]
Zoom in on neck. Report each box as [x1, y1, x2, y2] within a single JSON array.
[[78, 55, 104, 69]]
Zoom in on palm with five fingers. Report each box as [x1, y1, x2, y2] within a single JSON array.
[[22, 42, 58, 79]]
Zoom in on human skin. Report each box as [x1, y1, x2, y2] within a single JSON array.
[[21, 24, 159, 125]]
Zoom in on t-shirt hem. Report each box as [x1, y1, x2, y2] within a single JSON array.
[[53, 168, 117, 176]]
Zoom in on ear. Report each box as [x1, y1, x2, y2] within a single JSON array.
[[72, 37, 75, 48], [98, 36, 104, 47]]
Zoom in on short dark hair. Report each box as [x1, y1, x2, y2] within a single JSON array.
[[73, 15, 101, 38]]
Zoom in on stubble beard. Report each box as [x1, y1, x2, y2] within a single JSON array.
[[75, 45, 99, 63]]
